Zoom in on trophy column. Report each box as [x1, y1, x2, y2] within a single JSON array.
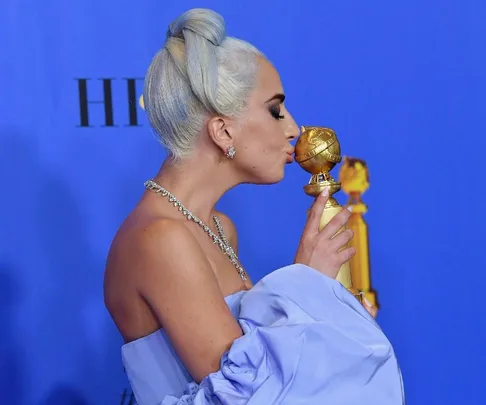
[[316, 187, 353, 289]]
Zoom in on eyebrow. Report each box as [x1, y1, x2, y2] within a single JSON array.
[[265, 93, 285, 103]]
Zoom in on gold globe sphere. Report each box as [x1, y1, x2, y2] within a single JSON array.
[[295, 126, 342, 175], [295, 126, 343, 198], [339, 157, 370, 196]]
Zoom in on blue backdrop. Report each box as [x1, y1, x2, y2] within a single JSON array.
[[1, 0, 485, 404]]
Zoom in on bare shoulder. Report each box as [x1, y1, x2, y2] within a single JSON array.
[[109, 217, 209, 274], [105, 215, 243, 383], [105, 216, 224, 301], [213, 210, 238, 253]]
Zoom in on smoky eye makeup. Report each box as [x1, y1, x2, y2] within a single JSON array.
[[269, 104, 285, 120], [265, 93, 286, 120]]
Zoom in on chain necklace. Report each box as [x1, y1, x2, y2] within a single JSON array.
[[144, 179, 247, 281]]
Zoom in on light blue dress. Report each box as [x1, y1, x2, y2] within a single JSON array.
[[121, 264, 405, 404]]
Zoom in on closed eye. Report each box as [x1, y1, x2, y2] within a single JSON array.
[[266, 93, 286, 120], [270, 105, 285, 120]]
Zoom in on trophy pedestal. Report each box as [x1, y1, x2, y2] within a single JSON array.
[[318, 201, 352, 288], [342, 203, 377, 307], [317, 199, 362, 302]]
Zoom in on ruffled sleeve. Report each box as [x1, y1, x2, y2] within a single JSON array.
[[162, 264, 405, 405]]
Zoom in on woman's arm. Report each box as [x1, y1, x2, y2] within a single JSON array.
[[160, 264, 404, 405], [128, 218, 243, 383]]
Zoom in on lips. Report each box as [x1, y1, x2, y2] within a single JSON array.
[[285, 147, 295, 163]]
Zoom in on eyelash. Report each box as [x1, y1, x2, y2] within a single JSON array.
[[270, 106, 285, 120]]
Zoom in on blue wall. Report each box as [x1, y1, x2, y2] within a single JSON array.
[[1, 0, 485, 403]]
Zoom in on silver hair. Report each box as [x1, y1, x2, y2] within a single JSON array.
[[143, 8, 264, 159]]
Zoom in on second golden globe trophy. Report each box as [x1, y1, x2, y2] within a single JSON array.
[[339, 157, 378, 308], [295, 126, 363, 303]]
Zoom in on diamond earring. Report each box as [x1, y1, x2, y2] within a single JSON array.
[[225, 146, 236, 159]]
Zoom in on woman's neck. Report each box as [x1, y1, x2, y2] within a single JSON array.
[[150, 155, 239, 223]]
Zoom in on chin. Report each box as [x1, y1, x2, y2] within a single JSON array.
[[241, 161, 288, 185], [252, 169, 285, 185]]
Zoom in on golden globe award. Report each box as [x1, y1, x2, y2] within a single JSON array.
[[339, 157, 378, 308], [294, 126, 365, 303]]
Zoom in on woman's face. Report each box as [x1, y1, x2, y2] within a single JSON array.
[[228, 57, 300, 185]]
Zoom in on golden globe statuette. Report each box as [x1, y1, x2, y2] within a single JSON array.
[[294, 126, 361, 302], [339, 157, 378, 308]]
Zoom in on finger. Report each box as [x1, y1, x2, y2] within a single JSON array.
[[303, 187, 329, 236], [335, 246, 356, 265], [320, 207, 352, 239], [328, 228, 354, 251], [363, 297, 378, 318]]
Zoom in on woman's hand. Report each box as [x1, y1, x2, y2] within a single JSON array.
[[294, 187, 355, 279], [295, 188, 379, 319]]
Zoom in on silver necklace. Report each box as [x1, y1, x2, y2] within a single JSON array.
[[144, 179, 247, 281]]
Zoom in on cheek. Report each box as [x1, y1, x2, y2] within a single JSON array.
[[238, 115, 284, 160], [263, 129, 286, 156], [247, 135, 281, 158]]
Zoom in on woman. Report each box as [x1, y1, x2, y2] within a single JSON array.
[[104, 8, 404, 405]]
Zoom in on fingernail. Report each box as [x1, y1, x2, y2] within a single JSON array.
[[364, 297, 372, 307], [346, 205, 353, 212], [321, 187, 329, 197]]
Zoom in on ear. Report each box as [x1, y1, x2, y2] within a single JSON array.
[[206, 115, 235, 153]]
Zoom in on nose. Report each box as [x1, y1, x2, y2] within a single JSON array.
[[284, 115, 300, 141]]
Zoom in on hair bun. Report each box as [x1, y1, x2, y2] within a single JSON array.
[[167, 8, 226, 46]]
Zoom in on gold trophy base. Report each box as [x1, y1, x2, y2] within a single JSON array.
[[347, 205, 377, 307]]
